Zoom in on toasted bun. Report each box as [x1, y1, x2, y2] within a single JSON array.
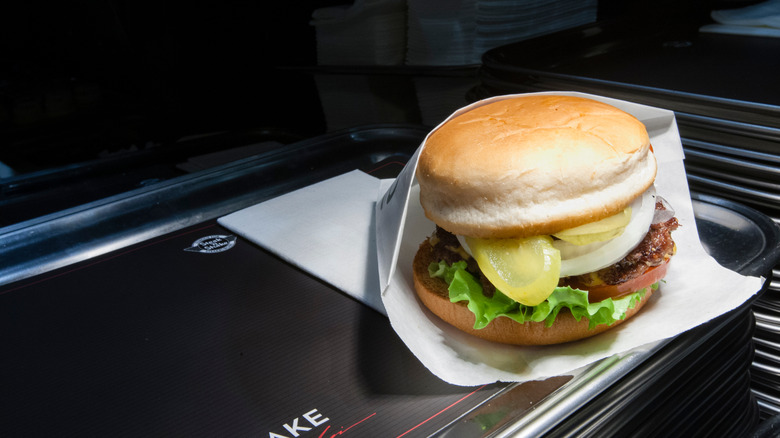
[[412, 242, 654, 345], [417, 94, 657, 239]]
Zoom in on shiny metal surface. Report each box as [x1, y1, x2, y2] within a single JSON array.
[[490, 345, 665, 437]]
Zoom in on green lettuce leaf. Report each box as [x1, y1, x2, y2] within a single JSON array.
[[428, 260, 650, 330]]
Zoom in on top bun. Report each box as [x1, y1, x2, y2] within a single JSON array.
[[416, 94, 657, 239]]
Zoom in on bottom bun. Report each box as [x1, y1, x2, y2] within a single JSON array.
[[412, 242, 654, 346]]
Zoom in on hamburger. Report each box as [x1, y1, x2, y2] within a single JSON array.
[[412, 94, 679, 345]]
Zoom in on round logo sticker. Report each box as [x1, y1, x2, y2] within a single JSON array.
[[184, 235, 237, 254]]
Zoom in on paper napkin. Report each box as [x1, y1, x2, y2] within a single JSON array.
[[219, 170, 390, 314]]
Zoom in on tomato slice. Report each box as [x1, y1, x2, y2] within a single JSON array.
[[565, 260, 670, 303]]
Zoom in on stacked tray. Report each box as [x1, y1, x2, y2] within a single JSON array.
[[474, 17, 780, 418]]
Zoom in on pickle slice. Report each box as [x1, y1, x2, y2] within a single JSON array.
[[553, 207, 632, 246], [465, 235, 561, 306]]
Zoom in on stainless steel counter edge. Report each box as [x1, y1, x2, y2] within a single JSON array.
[[486, 340, 668, 437], [0, 155, 277, 286], [0, 124, 422, 287]]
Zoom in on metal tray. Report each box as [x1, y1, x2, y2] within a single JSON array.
[[0, 125, 776, 436]]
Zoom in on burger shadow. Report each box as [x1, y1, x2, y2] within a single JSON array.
[[355, 207, 468, 396], [355, 304, 475, 396]]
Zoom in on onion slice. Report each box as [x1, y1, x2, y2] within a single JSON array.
[[556, 186, 657, 277]]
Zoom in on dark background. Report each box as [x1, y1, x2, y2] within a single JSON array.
[[0, 0, 761, 217], [0, 0, 337, 169]]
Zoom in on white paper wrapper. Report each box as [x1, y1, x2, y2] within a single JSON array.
[[375, 91, 764, 386]]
